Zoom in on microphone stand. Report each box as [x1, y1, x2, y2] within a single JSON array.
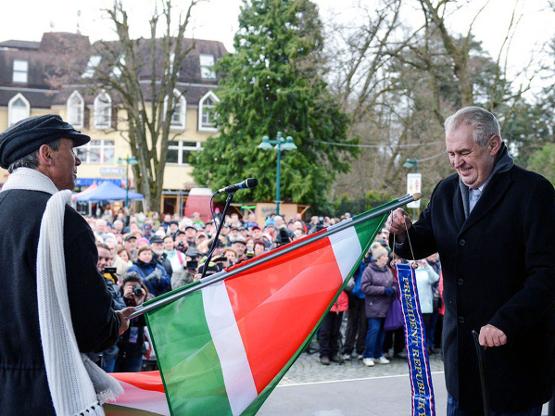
[[200, 190, 234, 279]]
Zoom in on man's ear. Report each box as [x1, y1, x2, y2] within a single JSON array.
[[488, 134, 502, 156], [37, 144, 54, 166]]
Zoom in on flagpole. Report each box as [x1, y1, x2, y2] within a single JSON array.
[[129, 193, 420, 319]]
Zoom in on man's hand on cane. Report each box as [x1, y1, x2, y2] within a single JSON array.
[[478, 324, 507, 348]]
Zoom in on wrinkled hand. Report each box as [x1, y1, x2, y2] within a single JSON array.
[[386, 208, 412, 239], [478, 324, 507, 348], [117, 307, 135, 335]]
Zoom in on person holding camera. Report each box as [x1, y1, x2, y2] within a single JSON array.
[[174, 230, 188, 254], [309, 216, 326, 234], [273, 215, 293, 247], [96, 242, 125, 310], [115, 275, 149, 372]]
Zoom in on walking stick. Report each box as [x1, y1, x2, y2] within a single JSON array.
[[472, 330, 491, 416]]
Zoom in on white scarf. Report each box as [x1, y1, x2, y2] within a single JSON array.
[[2, 168, 122, 415]]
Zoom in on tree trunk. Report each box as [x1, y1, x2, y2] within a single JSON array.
[[93, 0, 198, 214]]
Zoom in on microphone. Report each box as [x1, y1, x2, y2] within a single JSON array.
[[217, 178, 258, 193]]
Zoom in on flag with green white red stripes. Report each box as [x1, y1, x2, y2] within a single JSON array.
[[124, 200, 401, 416]]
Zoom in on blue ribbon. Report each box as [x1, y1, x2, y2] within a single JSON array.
[[396, 263, 436, 416]]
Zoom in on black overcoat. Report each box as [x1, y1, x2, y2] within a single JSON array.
[[395, 165, 555, 413], [0, 189, 120, 415]]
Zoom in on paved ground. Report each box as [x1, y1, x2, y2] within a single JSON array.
[[258, 352, 551, 415], [277, 351, 445, 385]]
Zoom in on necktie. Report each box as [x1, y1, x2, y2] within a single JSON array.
[[469, 189, 482, 213]]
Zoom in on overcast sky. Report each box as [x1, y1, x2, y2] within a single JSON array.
[[1, 0, 553, 91]]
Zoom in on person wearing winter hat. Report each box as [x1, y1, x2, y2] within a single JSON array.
[[126, 245, 171, 297]]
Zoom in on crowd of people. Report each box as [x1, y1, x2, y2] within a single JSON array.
[[2, 109, 551, 415], [89, 206, 444, 373], [89, 208, 364, 371], [316, 228, 443, 367]]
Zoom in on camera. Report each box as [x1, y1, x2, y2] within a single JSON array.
[[276, 227, 291, 246], [176, 241, 187, 253], [102, 267, 118, 283], [133, 286, 144, 297]]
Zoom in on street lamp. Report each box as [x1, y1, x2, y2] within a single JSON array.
[[258, 131, 297, 215], [118, 155, 138, 208], [403, 158, 419, 171]]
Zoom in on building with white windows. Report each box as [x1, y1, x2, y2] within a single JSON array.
[[0, 32, 225, 214]]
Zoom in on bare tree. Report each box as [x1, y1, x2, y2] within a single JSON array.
[[417, 0, 490, 106], [328, 0, 402, 124], [328, 0, 541, 205], [326, 0, 449, 200], [93, 0, 198, 212]]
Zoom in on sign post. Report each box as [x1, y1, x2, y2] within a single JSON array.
[[407, 173, 422, 210]]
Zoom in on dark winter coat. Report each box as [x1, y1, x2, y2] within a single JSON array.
[[103, 272, 126, 310], [394, 160, 555, 413], [153, 252, 173, 278], [127, 260, 171, 296], [360, 262, 395, 318], [118, 311, 146, 359], [0, 189, 120, 416]]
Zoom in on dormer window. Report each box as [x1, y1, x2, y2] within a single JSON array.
[[82, 55, 101, 78], [112, 55, 125, 78], [164, 89, 186, 130], [199, 54, 216, 79], [12, 60, 28, 83], [198, 91, 219, 131], [8, 93, 30, 126], [67, 91, 84, 128], [94, 91, 112, 129]]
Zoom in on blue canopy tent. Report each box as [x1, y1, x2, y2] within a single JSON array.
[[74, 181, 143, 202]]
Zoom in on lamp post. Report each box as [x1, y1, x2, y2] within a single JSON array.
[[118, 156, 138, 208], [258, 131, 297, 216]]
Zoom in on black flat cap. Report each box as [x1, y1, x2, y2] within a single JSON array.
[[150, 235, 164, 244], [124, 234, 137, 242], [0, 114, 90, 169]]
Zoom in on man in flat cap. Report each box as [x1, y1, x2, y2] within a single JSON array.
[[0, 115, 133, 415]]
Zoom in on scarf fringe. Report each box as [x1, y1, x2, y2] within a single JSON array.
[[82, 354, 123, 402], [74, 401, 104, 416]]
